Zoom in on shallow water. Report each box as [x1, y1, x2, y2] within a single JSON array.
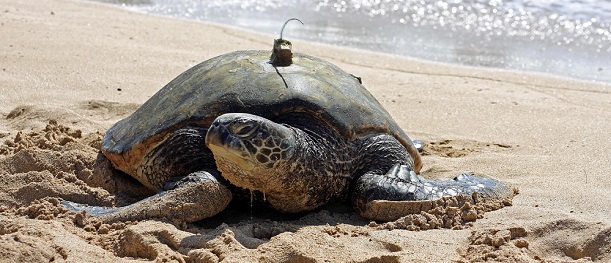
[[96, 0, 610, 83]]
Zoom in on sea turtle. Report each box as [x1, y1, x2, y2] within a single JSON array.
[[63, 20, 513, 223]]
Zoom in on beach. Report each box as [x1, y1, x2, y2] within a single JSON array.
[[1, 0, 610, 261]]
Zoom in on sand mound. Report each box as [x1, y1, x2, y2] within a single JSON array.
[[457, 218, 611, 262], [0, 121, 112, 208], [528, 219, 611, 261], [0, 119, 152, 209], [459, 227, 534, 262], [376, 193, 515, 231]]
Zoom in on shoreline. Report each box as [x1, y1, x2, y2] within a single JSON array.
[[1, 0, 610, 262], [98, 0, 611, 84], [95, 0, 611, 87]]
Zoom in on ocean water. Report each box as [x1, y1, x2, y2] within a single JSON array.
[[96, 0, 610, 83]]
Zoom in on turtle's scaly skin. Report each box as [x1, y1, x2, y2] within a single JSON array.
[[65, 49, 513, 223]]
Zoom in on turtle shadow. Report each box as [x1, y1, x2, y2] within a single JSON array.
[[197, 200, 365, 228], [189, 200, 368, 248]]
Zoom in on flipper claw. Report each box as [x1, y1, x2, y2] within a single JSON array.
[[353, 164, 514, 221]]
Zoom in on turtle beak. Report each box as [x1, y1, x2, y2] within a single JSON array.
[[205, 115, 257, 171], [205, 113, 256, 149], [205, 121, 228, 148]]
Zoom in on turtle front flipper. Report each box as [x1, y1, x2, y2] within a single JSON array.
[[352, 164, 514, 222], [62, 171, 232, 223]]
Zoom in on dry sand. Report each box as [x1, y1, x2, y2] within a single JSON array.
[[1, 0, 610, 262]]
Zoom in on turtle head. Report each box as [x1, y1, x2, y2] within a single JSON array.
[[205, 113, 296, 179]]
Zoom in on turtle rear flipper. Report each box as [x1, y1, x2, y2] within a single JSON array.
[[62, 171, 232, 223], [352, 164, 514, 222]]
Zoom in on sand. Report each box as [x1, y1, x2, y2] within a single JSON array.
[[1, 0, 610, 262]]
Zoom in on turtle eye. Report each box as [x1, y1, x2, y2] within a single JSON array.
[[231, 123, 257, 138]]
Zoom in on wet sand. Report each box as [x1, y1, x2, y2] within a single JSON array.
[[1, 0, 610, 262]]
